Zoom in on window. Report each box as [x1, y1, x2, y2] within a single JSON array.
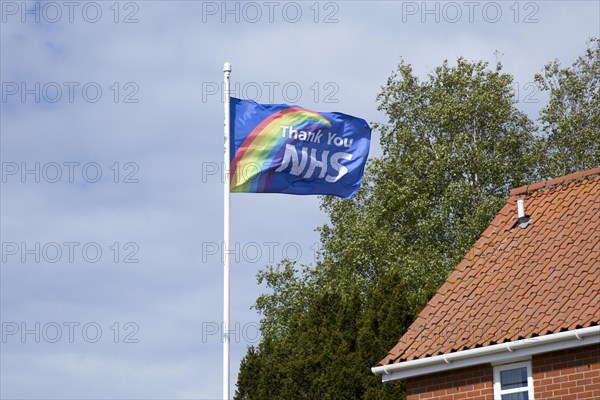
[[493, 361, 535, 400]]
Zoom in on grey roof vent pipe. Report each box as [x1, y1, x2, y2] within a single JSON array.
[[517, 199, 525, 219], [515, 198, 530, 229]]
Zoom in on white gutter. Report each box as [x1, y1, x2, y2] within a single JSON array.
[[372, 326, 600, 382]]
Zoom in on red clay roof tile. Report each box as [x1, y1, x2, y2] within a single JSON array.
[[379, 168, 600, 366]]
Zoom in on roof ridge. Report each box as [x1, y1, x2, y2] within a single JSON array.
[[509, 166, 600, 197]]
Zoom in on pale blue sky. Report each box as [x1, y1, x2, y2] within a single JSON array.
[[1, 1, 598, 398]]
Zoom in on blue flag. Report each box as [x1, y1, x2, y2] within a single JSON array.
[[230, 98, 371, 199]]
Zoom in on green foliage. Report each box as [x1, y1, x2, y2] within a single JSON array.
[[235, 42, 599, 399], [535, 38, 600, 177], [319, 58, 538, 308], [253, 260, 316, 340], [236, 268, 409, 400]]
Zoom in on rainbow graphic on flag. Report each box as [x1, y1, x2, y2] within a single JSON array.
[[230, 98, 371, 199], [230, 107, 332, 193]]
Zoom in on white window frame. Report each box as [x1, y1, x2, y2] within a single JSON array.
[[493, 360, 535, 400]]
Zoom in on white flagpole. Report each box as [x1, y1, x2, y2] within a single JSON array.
[[223, 61, 232, 400]]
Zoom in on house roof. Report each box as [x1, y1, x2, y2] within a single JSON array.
[[379, 167, 600, 366]]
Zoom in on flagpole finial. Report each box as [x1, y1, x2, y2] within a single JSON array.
[[223, 62, 231, 72]]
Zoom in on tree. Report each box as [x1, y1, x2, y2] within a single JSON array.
[[535, 38, 600, 177], [319, 58, 538, 307], [236, 264, 409, 400], [235, 57, 540, 399]]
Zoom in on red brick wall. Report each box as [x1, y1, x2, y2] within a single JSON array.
[[405, 343, 600, 400], [406, 364, 493, 400], [532, 343, 600, 400]]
